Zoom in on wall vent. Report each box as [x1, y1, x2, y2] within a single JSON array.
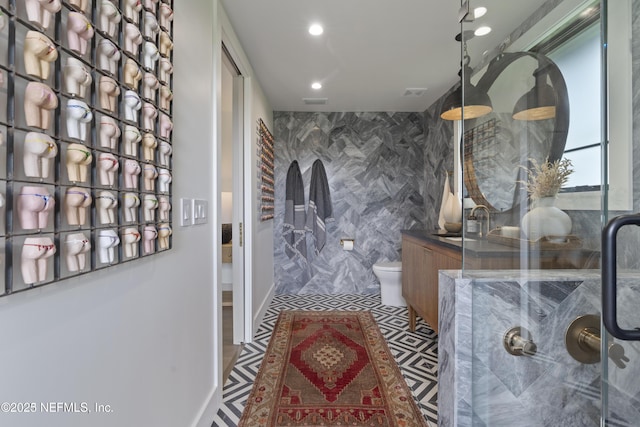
[[403, 88, 427, 97], [303, 98, 328, 105]]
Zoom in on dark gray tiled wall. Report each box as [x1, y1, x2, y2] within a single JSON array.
[[272, 112, 427, 294]]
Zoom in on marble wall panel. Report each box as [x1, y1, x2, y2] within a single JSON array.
[[273, 112, 426, 294], [439, 270, 640, 427]]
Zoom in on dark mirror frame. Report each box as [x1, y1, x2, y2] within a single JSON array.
[[462, 52, 570, 213]]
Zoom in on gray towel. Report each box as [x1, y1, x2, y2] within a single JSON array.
[[283, 160, 307, 261], [306, 159, 332, 253]]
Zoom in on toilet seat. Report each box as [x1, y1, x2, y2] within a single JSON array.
[[373, 261, 402, 272]]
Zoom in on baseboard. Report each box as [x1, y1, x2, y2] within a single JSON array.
[[190, 384, 222, 427], [251, 282, 275, 342]]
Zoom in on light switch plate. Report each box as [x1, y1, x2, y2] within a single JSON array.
[[181, 198, 193, 226], [193, 199, 208, 225]]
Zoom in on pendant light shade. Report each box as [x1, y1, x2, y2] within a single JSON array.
[[440, 65, 493, 121], [512, 66, 557, 120]]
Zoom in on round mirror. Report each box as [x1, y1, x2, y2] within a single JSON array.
[[462, 52, 569, 212]]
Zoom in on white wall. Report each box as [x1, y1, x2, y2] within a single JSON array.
[[0, 2, 220, 426], [0, 3, 275, 426]]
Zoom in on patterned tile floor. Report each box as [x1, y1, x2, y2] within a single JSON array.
[[212, 294, 438, 426]]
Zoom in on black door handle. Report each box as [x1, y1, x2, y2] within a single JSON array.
[[602, 214, 640, 340]]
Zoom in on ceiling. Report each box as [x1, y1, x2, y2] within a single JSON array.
[[219, 1, 548, 113]]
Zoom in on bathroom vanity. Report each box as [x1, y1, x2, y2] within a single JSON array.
[[401, 230, 599, 333]]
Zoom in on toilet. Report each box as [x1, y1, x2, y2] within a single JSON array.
[[373, 261, 406, 307]]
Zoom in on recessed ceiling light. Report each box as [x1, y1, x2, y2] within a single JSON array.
[[474, 26, 492, 36], [311, 82, 322, 90], [309, 24, 323, 36], [474, 7, 487, 19]]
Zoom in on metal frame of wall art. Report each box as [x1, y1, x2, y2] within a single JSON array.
[[0, 0, 174, 297], [258, 118, 274, 221]]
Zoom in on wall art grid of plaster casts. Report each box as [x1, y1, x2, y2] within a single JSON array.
[[0, 0, 174, 297], [258, 119, 274, 221]]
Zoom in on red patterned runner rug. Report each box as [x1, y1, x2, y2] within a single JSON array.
[[238, 310, 428, 427]]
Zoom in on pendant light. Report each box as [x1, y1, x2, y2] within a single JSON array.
[[512, 65, 556, 120], [440, 44, 493, 121]]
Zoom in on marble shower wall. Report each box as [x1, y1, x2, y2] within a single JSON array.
[[438, 270, 640, 427], [272, 112, 426, 294]]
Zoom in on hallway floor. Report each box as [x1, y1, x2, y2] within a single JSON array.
[[212, 293, 438, 426]]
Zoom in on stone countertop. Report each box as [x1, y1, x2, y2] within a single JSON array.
[[400, 229, 600, 258]]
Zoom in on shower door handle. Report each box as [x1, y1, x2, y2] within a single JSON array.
[[602, 214, 640, 341]]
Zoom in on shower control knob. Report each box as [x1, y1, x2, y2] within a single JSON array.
[[608, 343, 629, 369], [503, 326, 537, 357]]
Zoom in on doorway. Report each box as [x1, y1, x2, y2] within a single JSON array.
[[220, 44, 245, 382]]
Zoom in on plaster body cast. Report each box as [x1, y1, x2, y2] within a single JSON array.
[[143, 41, 159, 71], [24, 31, 58, 80], [25, 0, 62, 29], [143, 11, 159, 39], [123, 159, 141, 189], [124, 58, 142, 90], [157, 223, 171, 249], [97, 229, 119, 264], [143, 164, 158, 191], [97, 39, 120, 75], [67, 12, 94, 55], [144, 0, 159, 13], [23, 132, 57, 179], [24, 82, 58, 130], [66, 143, 92, 182], [158, 112, 172, 139], [158, 3, 173, 31], [159, 85, 172, 111], [99, 75, 120, 113], [17, 185, 55, 230], [96, 190, 118, 224], [159, 31, 173, 57], [158, 57, 173, 83], [68, 0, 88, 13], [143, 225, 157, 255], [158, 195, 171, 221], [124, 0, 143, 23], [99, 0, 121, 38], [143, 72, 159, 101], [98, 152, 119, 186], [63, 57, 92, 98], [142, 103, 157, 131], [142, 133, 157, 161], [124, 125, 142, 156], [64, 232, 90, 272], [122, 227, 141, 258], [123, 192, 140, 222], [66, 99, 92, 141], [124, 90, 142, 122], [157, 168, 171, 192], [143, 194, 158, 221], [124, 22, 142, 56], [99, 116, 121, 149], [64, 186, 92, 226], [21, 237, 55, 284]]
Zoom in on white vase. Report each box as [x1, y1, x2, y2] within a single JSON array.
[[443, 193, 462, 223], [521, 197, 572, 242]]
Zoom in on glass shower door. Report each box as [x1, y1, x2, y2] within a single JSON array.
[[600, 0, 640, 424], [450, 0, 640, 425]]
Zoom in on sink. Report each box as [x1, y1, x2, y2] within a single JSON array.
[[445, 237, 476, 242]]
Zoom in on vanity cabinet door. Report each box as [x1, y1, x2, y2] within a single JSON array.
[[402, 235, 462, 334], [402, 237, 425, 330]]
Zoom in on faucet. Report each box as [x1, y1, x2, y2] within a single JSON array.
[[470, 205, 490, 237]]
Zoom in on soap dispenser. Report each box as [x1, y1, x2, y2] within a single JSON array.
[[467, 214, 480, 236]]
